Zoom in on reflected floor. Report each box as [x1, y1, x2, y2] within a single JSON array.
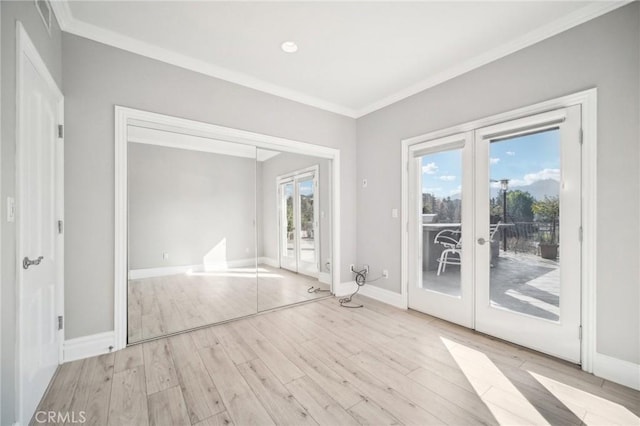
[[128, 264, 329, 343], [423, 251, 559, 320], [257, 264, 329, 311]]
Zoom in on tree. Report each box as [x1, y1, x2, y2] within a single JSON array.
[[532, 196, 560, 243], [507, 190, 535, 222]]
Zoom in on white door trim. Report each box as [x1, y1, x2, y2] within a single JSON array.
[[401, 89, 597, 372], [114, 106, 341, 351], [15, 21, 65, 424]]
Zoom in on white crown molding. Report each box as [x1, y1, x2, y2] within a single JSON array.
[[51, 1, 357, 118], [51, 1, 627, 119], [356, 1, 630, 117], [49, 0, 73, 31]]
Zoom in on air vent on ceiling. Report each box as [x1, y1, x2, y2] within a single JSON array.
[[35, 0, 52, 36]]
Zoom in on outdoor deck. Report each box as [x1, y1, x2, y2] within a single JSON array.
[[423, 251, 560, 321]]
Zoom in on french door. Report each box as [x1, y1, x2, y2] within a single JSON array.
[[278, 168, 319, 276], [408, 106, 582, 362]]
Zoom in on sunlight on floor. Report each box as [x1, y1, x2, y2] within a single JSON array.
[[529, 371, 640, 426], [441, 337, 551, 425], [503, 289, 560, 318]]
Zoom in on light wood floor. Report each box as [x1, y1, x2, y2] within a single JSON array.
[[38, 296, 639, 426], [128, 265, 329, 343]]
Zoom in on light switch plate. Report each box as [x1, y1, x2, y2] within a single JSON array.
[[7, 197, 15, 222]]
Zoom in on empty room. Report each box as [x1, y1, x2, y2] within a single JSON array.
[[1, 1, 639, 425]]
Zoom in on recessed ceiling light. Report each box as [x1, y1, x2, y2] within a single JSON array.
[[281, 41, 298, 53]]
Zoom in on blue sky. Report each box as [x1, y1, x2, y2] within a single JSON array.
[[421, 129, 560, 197]]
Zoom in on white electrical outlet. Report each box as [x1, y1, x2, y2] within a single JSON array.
[[362, 178, 368, 188], [363, 264, 369, 274], [382, 269, 389, 278], [162, 252, 169, 260], [349, 264, 355, 272]]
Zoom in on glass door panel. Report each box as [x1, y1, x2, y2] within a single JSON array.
[[279, 181, 296, 271], [408, 133, 474, 328], [474, 106, 581, 363], [420, 149, 463, 297], [488, 129, 561, 321], [297, 177, 318, 275]]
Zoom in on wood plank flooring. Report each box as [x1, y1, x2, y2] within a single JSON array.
[[37, 296, 640, 426], [128, 265, 329, 343]]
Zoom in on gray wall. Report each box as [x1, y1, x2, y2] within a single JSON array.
[[128, 143, 257, 270], [63, 33, 357, 339], [259, 152, 332, 275], [1, 2, 62, 424], [356, 3, 640, 364]]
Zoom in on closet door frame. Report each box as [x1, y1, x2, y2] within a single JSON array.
[[114, 106, 341, 351]]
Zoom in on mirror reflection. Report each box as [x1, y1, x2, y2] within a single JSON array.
[[257, 149, 332, 311], [126, 127, 333, 344], [127, 128, 257, 343]]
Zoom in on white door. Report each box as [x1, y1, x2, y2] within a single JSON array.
[[408, 106, 581, 362], [278, 169, 319, 276], [408, 133, 474, 328], [17, 23, 64, 424], [474, 106, 582, 363]]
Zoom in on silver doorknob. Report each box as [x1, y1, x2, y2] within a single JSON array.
[[477, 238, 487, 245], [23, 256, 43, 269]]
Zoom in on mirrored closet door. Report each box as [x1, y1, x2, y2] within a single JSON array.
[[127, 126, 258, 343], [124, 120, 335, 344]]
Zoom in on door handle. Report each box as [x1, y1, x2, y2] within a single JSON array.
[[477, 238, 487, 245], [23, 256, 43, 269]]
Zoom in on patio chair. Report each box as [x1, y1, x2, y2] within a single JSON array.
[[434, 229, 462, 276], [489, 221, 503, 267]]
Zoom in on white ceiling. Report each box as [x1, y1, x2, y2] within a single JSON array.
[[55, 1, 625, 117]]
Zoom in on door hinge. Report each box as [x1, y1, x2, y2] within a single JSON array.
[[58, 220, 64, 234], [58, 315, 64, 330], [578, 325, 582, 340], [58, 124, 64, 139], [579, 226, 583, 242]]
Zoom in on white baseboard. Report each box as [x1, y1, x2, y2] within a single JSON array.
[[319, 272, 331, 285], [258, 256, 279, 267], [63, 331, 115, 363], [334, 281, 358, 297], [129, 258, 260, 279], [129, 264, 202, 279], [358, 284, 407, 309], [593, 352, 640, 390]]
